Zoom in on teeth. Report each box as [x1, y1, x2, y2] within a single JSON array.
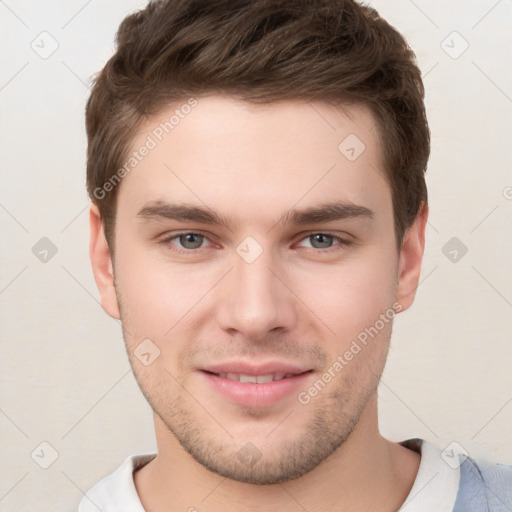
[[240, 374, 259, 383], [218, 373, 292, 383], [256, 375, 274, 383]]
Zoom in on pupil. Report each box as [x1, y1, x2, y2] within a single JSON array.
[[181, 234, 203, 249], [312, 234, 332, 248]]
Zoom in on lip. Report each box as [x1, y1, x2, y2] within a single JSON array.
[[199, 361, 314, 408]]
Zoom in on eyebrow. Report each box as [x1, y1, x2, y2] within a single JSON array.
[[136, 200, 374, 229]]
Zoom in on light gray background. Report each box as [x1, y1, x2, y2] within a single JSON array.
[[1, 0, 511, 510]]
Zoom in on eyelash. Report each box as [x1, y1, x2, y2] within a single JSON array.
[[160, 231, 352, 256]]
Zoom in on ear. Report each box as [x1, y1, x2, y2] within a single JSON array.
[[89, 203, 120, 319], [396, 202, 428, 312]]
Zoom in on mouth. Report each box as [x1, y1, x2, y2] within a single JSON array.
[[204, 371, 306, 383], [199, 364, 314, 408]]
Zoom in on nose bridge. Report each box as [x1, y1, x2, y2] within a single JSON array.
[[217, 241, 297, 338]]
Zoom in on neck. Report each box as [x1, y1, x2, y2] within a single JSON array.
[[134, 395, 420, 512]]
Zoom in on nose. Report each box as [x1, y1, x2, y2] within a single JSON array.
[[215, 246, 298, 341]]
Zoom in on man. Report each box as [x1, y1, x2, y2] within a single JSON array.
[[81, 0, 511, 510]]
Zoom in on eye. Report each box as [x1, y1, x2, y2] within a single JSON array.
[[178, 233, 205, 250], [163, 232, 211, 252], [160, 231, 351, 256], [303, 233, 335, 249], [296, 233, 350, 251]]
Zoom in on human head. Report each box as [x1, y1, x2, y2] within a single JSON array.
[[87, 0, 429, 487], [85, 0, 429, 255]]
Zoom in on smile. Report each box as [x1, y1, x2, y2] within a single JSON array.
[[216, 372, 298, 383], [201, 369, 314, 408]]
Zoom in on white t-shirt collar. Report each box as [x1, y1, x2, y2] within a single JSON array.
[[79, 438, 460, 511]]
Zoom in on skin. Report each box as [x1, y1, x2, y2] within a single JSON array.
[[90, 96, 428, 511]]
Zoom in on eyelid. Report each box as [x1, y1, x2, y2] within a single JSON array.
[[293, 231, 352, 249], [161, 230, 216, 249]]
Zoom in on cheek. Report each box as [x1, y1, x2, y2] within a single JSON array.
[[302, 253, 398, 339], [113, 244, 221, 340]]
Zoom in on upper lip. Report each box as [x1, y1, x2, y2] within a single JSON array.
[[200, 361, 312, 376]]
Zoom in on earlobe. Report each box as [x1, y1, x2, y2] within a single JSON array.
[[396, 202, 428, 312], [89, 203, 121, 320]]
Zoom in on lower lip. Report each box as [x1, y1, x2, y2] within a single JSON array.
[[200, 371, 313, 408]]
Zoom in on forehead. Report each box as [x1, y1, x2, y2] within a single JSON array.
[[117, 96, 391, 229]]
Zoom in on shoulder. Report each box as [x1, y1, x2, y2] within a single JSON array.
[[399, 438, 512, 512], [77, 453, 156, 512], [454, 454, 512, 512]]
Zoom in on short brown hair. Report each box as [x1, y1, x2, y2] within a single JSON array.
[[86, 0, 429, 253]]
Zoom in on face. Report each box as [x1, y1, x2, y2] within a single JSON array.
[[91, 96, 425, 484]]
